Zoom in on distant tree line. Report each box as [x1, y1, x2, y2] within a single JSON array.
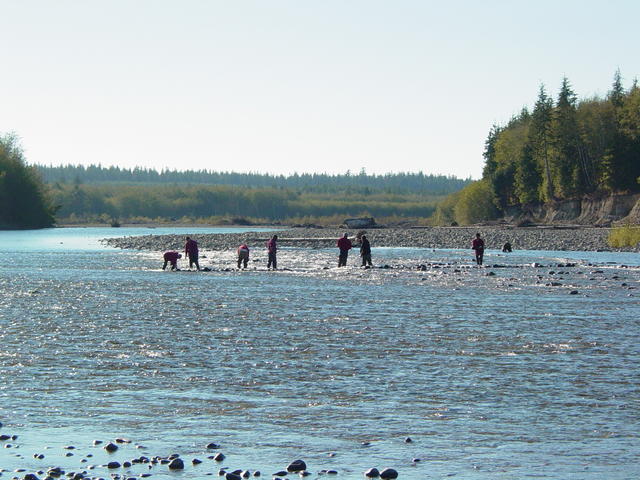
[[435, 71, 640, 225], [38, 165, 470, 195], [49, 183, 441, 225], [38, 166, 470, 225], [0, 134, 55, 229]]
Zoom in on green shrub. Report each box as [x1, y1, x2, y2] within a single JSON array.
[[452, 180, 499, 225], [608, 224, 640, 248]]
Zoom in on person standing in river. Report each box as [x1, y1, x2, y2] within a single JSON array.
[[266, 235, 278, 270], [337, 233, 353, 267], [237, 243, 250, 269], [472, 232, 485, 266], [184, 236, 200, 271], [360, 234, 372, 267]]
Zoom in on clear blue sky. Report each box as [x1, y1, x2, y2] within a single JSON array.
[[1, 0, 638, 179]]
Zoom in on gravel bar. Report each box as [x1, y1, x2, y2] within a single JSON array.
[[102, 226, 632, 252]]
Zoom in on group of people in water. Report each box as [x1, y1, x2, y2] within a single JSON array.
[[162, 233, 375, 271], [162, 236, 201, 270], [162, 232, 512, 271]]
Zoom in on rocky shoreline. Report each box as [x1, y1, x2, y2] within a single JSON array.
[[102, 226, 631, 252], [0, 427, 402, 480]]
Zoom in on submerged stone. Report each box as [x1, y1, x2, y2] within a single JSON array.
[[168, 458, 184, 470]]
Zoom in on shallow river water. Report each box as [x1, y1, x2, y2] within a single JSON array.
[[1, 228, 639, 479]]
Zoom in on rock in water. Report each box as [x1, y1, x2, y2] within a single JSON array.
[[168, 458, 185, 470], [104, 442, 118, 453], [364, 467, 380, 478], [287, 460, 307, 473], [380, 468, 398, 479]]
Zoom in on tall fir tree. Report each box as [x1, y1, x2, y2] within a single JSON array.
[[514, 141, 540, 204], [530, 85, 555, 201], [602, 70, 637, 192], [552, 77, 583, 197], [482, 124, 502, 178], [609, 68, 625, 108]]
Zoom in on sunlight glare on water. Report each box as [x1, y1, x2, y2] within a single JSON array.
[[0, 228, 639, 479]]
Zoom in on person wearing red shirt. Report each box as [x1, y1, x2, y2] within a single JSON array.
[[472, 233, 485, 265], [337, 233, 353, 267], [162, 251, 182, 270], [184, 236, 200, 271], [237, 244, 250, 269]]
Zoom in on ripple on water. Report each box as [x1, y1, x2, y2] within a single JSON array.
[[1, 247, 639, 479]]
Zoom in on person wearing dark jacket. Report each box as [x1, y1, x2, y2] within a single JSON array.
[[472, 233, 485, 265], [360, 235, 372, 267], [266, 235, 278, 270], [184, 236, 200, 270], [337, 233, 352, 267], [162, 251, 182, 270]]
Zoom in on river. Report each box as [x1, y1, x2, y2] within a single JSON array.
[[0, 227, 638, 479]]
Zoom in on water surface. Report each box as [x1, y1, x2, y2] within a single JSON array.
[[1, 228, 638, 479]]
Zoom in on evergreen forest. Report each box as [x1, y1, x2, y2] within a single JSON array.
[[435, 71, 640, 225], [38, 167, 469, 225], [39, 165, 468, 195]]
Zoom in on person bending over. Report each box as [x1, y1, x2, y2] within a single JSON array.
[[163, 251, 182, 270], [237, 243, 250, 269]]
